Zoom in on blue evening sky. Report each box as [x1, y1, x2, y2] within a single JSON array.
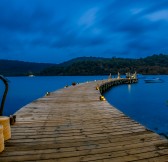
[[0, 0, 168, 63]]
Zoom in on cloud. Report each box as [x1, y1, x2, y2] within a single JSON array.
[[0, 0, 168, 63], [78, 7, 99, 28], [146, 10, 168, 21], [96, 0, 168, 56], [52, 32, 107, 48]]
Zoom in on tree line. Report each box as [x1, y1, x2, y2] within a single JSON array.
[[0, 54, 168, 76], [40, 54, 168, 76]]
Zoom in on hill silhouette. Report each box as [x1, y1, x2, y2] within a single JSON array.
[[40, 54, 168, 76], [0, 54, 168, 76]]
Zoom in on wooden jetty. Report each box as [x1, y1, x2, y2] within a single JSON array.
[[1, 78, 168, 162]]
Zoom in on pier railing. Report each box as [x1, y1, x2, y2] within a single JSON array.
[[99, 78, 138, 94], [0, 75, 8, 116]]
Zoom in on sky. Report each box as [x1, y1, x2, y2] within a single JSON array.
[[0, 0, 168, 63]]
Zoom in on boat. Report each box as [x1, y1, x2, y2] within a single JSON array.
[[28, 74, 35, 77], [144, 78, 164, 83], [28, 71, 35, 77]]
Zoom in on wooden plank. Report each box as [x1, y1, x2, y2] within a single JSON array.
[[0, 79, 168, 161]]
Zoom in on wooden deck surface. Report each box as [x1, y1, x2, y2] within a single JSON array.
[[1, 80, 168, 162]]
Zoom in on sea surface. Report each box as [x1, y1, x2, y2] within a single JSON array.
[[0, 75, 168, 136], [104, 75, 168, 136], [0, 76, 106, 116]]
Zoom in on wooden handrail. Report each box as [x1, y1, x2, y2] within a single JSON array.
[[0, 75, 9, 116]]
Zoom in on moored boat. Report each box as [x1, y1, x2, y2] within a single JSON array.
[[28, 74, 35, 77], [144, 78, 164, 83]]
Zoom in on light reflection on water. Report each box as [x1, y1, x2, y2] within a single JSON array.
[[104, 75, 168, 136], [127, 84, 131, 93]]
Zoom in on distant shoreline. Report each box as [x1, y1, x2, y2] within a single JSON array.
[[1, 54, 168, 76]]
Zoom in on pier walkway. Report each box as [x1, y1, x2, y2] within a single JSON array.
[[1, 79, 168, 161]]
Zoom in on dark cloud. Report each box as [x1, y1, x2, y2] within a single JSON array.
[[83, 36, 107, 46], [0, 2, 53, 33], [0, 0, 167, 63], [118, 20, 149, 35], [53, 34, 107, 48], [52, 32, 78, 48], [142, 0, 168, 14], [127, 40, 152, 52]]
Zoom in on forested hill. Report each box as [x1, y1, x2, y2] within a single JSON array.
[[40, 54, 168, 75], [0, 60, 55, 76], [0, 54, 168, 76]]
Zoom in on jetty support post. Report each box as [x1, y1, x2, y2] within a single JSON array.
[[0, 75, 9, 116]]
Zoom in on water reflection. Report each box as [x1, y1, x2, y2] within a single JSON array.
[[104, 75, 168, 136], [128, 84, 131, 93]]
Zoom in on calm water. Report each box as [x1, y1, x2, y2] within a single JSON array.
[[0, 75, 168, 136], [0, 76, 106, 116], [104, 75, 168, 136]]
